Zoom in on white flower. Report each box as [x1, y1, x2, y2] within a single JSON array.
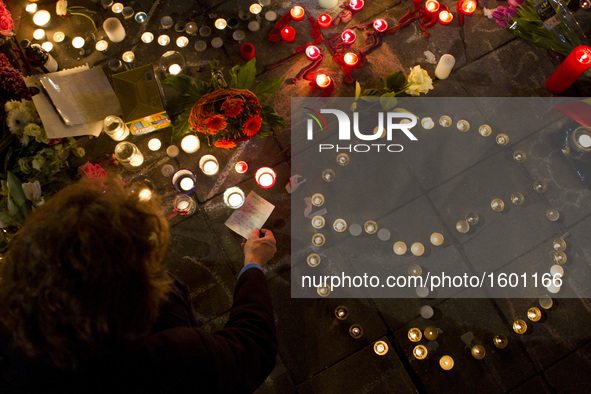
[[35, 128, 50, 144], [56, 0, 68, 16], [4, 100, 22, 112], [6, 106, 33, 135], [483, 7, 494, 20], [22, 180, 45, 207], [31, 155, 46, 171], [22, 100, 40, 122], [23, 123, 42, 138], [405, 65, 434, 96]]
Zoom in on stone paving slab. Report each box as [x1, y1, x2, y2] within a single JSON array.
[[543, 341, 591, 392]]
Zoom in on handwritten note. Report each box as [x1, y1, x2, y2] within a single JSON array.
[[225, 191, 275, 238]]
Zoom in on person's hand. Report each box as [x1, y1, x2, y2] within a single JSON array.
[[242, 228, 277, 267]]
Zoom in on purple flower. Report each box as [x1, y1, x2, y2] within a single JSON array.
[[491, 9, 507, 20], [496, 19, 509, 28], [505, 6, 518, 17]]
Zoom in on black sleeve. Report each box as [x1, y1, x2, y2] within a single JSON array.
[[127, 268, 277, 394]]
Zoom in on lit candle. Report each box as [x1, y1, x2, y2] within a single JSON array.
[[53, 31, 65, 42], [148, 138, 162, 151], [374, 341, 388, 356], [180, 134, 200, 153], [122, 51, 135, 63], [25, 3, 38, 14], [435, 54, 455, 79], [281, 27, 296, 43], [249, 3, 262, 14], [439, 356, 454, 370], [135, 12, 147, 23], [141, 32, 154, 43], [527, 307, 542, 322], [312, 215, 325, 229], [421, 117, 435, 129], [33, 10, 51, 27], [169, 64, 182, 75], [138, 188, 152, 201], [158, 35, 170, 46], [215, 18, 227, 30], [510, 192, 524, 206], [552, 238, 566, 251], [335, 305, 348, 320], [411, 242, 425, 256], [161, 16, 173, 29], [430, 232, 444, 246], [461, 0, 477, 15], [311, 193, 324, 206], [114, 141, 144, 169], [33, 29, 45, 40], [72, 36, 85, 49], [546, 45, 591, 94], [425, 0, 440, 13], [95, 40, 108, 52], [307, 253, 320, 267], [312, 233, 325, 246], [393, 241, 407, 255], [103, 17, 126, 42], [364, 220, 377, 234], [493, 334, 508, 348], [185, 22, 198, 35], [333, 219, 347, 232], [373, 18, 388, 32], [413, 345, 428, 360], [41, 42, 53, 52], [343, 52, 358, 67], [553, 251, 567, 264], [318, 14, 332, 28], [349, 0, 364, 11], [471, 345, 485, 360], [408, 328, 422, 342], [176, 36, 189, 47], [456, 219, 470, 233], [341, 29, 356, 44], [223, 187, 245, 208], [490, 198, 505, 212], [409, 264, 422, 276], [103, 115, 130, 141], [112, 3, 124, 13], [172, 169, 197, 193], [199, 154, 219, 176], [349, 324, 363, 339], [290, 6, 305, 21], [439, 10, 454, 25], [304, 46, 321, 63], [424, 326, 438, 340], [496, 133, 509, 145], [235, 161, 248, 173], [255, 167, 277, 188], [174, 194, 196, 215], [457, 120, 470, 132], [513, 319, 527, 334], [478, 124, 492, 137], [336, 153, 349, 166], [316, 73, 332, 88], [122, 6, 134, 19]]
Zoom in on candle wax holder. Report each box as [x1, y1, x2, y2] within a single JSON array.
[[316, 74, 332, 89], [430, 232, 444, 246], [373, 341, 388, 356], [553, 251, 567, 265], [425, 0, 440, 13], [364, 220, 378, 234], [478, 124, 492, 137], [349, 324, 363, 339], [439, 115, 452, 127], [461, 0, 477, 15], [255, 167, 277, 188], [311, 193, 324, 206], [539, 295, 553, 309], [438, 11, 454, 25], [456, 219, 470, 233], [199, 154, 219, 176], [341, 29, 356, 45], [290, 6, 305, 21], [135, 12, 147, 23], [311, 215, 326, 229], [411, 242, 425, 256], [493, 334, 508, 348], [148, 138, 162, 151], [172, 169, 197, 193], [141, 32, 154, 43], [306, 45, 321, 60], [173, 194, 197, 216], [439, 356, 454, 370], [223, 187, 245, 209], [103, 115, 130, 141], [160, 50, 185, 76], [510, 192, 524, 206], [333, 219, 347, 232], [546, 209, 560, 222], [349, 0, 364, 11], [408, 264, 423, 277], [307, 253, 320, 267], [413, 345, 428, 360], [318, 14, 332, 29], [158, 35, 170, 46], [343, 52, 359, 67], [373, 18, 388, 32], [335, 306, 349, 320], [420, 305, 434, 319], [281, 27, 296, 43], [235, 161, 248, 174], [393, 241, 407, 255], [408, 328, 422, 342], [114, 141, 144, 170], [424, 326, 438, 340], [550, 264, 564, 278], [122, 51, 136, 62]]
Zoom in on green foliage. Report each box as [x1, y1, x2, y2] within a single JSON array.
[[261, 105, 287, 130], [5, 171, 28, 225], [171, 111, 192, 145], [251, 79, 284, 102], [379, 92, 398, 111], [229, 58, 256, 90], [163, 75, 210, 116], [382, 71, 406, 92]]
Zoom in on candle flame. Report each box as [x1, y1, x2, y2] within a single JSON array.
[[316, 74, 331, 88]]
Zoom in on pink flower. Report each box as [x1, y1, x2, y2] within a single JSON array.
[[79, 162, 107, 180], [0, 2, 13, 36]]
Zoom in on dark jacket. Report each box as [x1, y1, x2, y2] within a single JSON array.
[[0, 268, 277, 393]]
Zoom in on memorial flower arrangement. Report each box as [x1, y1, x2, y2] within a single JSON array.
[[0, 0, 14, 36], [56, 0, 97, 30], [164, 59, 286, 149]]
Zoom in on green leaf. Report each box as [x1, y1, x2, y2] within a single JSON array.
[[379, 92, 398, 111], [162, 75, 195, 94], [7, 171, 26, 208], [0, 212, 17, 226], [7, 198, 25, 225], [261, 105, 286, 130], [251, 79, 284, 102], [385, 71, 406, 92], [167, 94, 198, 116], [170, 111, 193, 145], [232, 58, 256, 90], [360, 88, 381, 97]]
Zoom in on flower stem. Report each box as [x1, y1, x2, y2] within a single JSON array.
[[69, 12, 97, 31]]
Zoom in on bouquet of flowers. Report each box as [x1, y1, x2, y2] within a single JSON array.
[[164, 59, 286, 149]]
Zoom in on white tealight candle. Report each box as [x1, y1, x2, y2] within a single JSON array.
[[33, 29, 45, 40], [95, 40, 108, 52], [176, 200, 190, 210], [579, 134, 591, 148], [138, 188, 152, 201], [158, 35, 170, 46], [176, 36, 189, 47], [180, 134, 200, 153], [194, 40, 207, 51], [265, 11, 278, 21], [215, 18, 227, 30], [550, 264, 564, 277], [141, 32, 154, 43], [53, 31, 65, 42], [122, 51, 135, 62], [26, 3, 38, 14], [111, 2, 124, 13], [211, 37, 223, 49], [259, 0, 271, 5], [180, 177, 195, 191], [169, 64, 182, 75], [200, 154, 219, 175], [249, 3, 262, 14], [228, 193, 244, 207], [33, 10, 51, 27], [259, 174, 273, 187], [41, 42, 53, 52], [148, 138, 162, 151], [318, 0, 339, 8], [434, 54, 455, 79], [248, 21, 260, 32], [72, 36, 85, 49]]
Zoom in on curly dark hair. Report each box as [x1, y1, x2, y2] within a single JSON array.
[[0, 178, 172, 370]]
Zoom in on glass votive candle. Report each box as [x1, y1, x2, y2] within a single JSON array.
[[135, 12, 147, 23], [510, 192, 525, 206], [322, 168, 335, 182], [513, 319, 527, 334], [211, 37, 224, 49], [265, 10, 277, 22], [103, 17, 126, 42], [311, 193, 324, 207], [539, 295, 553, 309], [148, 138, 162, 151], [413, 345, 428, 360], [249, 3, 262, 14], [341, 29, 356, 44], [95, 40, 108, 52], [101, 0, 113, 8], [546, 209, 560, 222], [456, 120, 470, 132], [333, 219, 347, 232], [496, 133, 509, 146], [493, 334, 508, 348], [311, 215, 325, 229], [421, 117, 435, 129], [108, 59, 124, 72], [425, 0, 440, 13], [199, 26, 212, 37], [527, 307, 542, 322], [194, 40, 207, 52], [172, 169, 197, 193], [305, 45, 322, 61], [374, 341, 388, 356], [111, 2, 124, 13], [114, 141, 144, 170], [421, 305, 434, 319], [430, 232, 444, 246], [234, 161, 248, 174], [199, 155, 219, 175], [33, 10, 51, 27], [103, 115, 129, 141], [424, 326, 438, 340], [290, 6, 305, 21], [552, 238, 566, 251], [185, 22, 198, 35], [373, 18, 388, 32], [336, 153, 349, 166], [173, 194, 197, 216], [438, 10, 453, 24], [408, 328, 422, 342], [411, 242, 425, 256], [176, 36, 189, 47], [215, 18, 227, 30], [456, 219, 470, 233], [364, 220, 378, 234], [122, 51, 135, 63], [25, 3, 38, 14], [318, 14, 332, 28], [439, 115, 452, 127], [513, 150, 527, 162], [307, 253, 320, 267], [41, 42, 53, 52], [550, 264, 564, 278], [248, 21, 261, 32], [439, 356, 454, 370], [72, 36, 85, 49], [140, 32, 154, 43], [255, 167, 276, 188], [471, 345, 486, 360], [158, 35, 170, 46], [491, 198, 505, 212], [393, 241, 407, 255], [317, 284, 330, 297], [533, 180, 547, 193], [223, 187, 245, 209], [478, 124, 492, 137], [349, 0, 364, 11], [316, 74, 332, 89], [122, 6, 134, 19], [465, 212, 479, 225], [335, 305, 348, 320], [161, 16, 173, 29], [53, 31, 65, 42], [312, 233, 325, 246], [553, 251, 567, 265], [349, 324, 363, 339], [232, 30, 245, 42], [33, 29, 45, 40]]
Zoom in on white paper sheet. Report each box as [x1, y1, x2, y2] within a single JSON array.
[[225, 191, 275, 239]]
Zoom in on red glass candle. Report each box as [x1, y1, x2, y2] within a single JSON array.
[[343, 52, 359, 67], [316, 73, 332, 89], [425, 0, 440, 13], [255, 167, 277, 189], [306, 45, 321, 60], [240, 43, 255, 60], [281, 26, 296, 43], [341, 29, 356, 45], [546, 45, 591, 94], [461, 0, 477, 15], [373, 18, 388, 32], [349, 0, 364, 11], [438, 10, 453, 24], [290, 6, 305, 21], [235, 161, 248, 174], [318, 13, 332, 28]]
